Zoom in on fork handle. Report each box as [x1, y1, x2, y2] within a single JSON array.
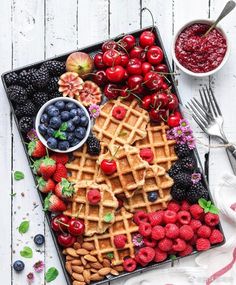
[[226, 145, 236, 175]]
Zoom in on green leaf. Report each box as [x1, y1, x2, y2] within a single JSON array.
[[169, 254, 177, 260], [204, 208, 210, 213], [209, 204, 220, 214], [14, 171, 24, 181], [53, 130, 66, 140], [207, 201, 212, 208], [45, 267, 59, 282], [104, 213, 114, 223], [198, 198, 208, 209], [18, 221, 30, 234], [20, 246, 33, 258], [60, 122, 68, 131], [106, 253, 114, 259], [28, 140, 36, 156]]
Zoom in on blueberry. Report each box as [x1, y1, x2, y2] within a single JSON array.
[[65, 102, 77, 111], [75, 127, 86, 139], [47, 137, 58, 149], [67, 120, 75, 132], [34, 234, 45, 246], [147, 191, 158, 202], [38, 124, 48, 135], [47, 106, 60, 117], [58, 140, 70, 150], [47, 127, 55, 137], [70, 138, 81, 147], [69, 109, 78, 118], [80, 116, 89, 127], [72, 115, 81, 126], [61, 111, 70, 122], [77, 108, 85, 117], [49, 116, 61, 129], [54, 100, 65, 110], [13, 260, 25, 272], [40, 113, 49, 124], [67, 132, 75, 143]]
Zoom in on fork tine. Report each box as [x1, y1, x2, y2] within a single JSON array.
[[187, 102, 208, 127], [186, 104, 207, 131], [201, 88, 211, 113], [191, 98, 210, 122], [199, 89, 207, 110], [209, 86, 222, 116], [205, 85, 217, 117]]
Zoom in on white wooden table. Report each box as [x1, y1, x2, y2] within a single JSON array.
[[0, 0, 236, 284]]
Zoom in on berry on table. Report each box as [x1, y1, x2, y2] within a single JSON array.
[[68, 219, 85, 236], [177, 210, 191, 225], [151, 225, 165, 240], [174, 173, 192, 189], [139, 222, 152, 237], [58, 141, 70, 151], [148, 211, 163, 226], [47, 137, 58, 149], [137, 247, 155, 264], [42, 60, 65, 76], [87, 188, 101, 205], [179, 225, 194, 241], [189, 219, 202, 232], [114, 234, 127, 249], [112, 106, 127, 120], [31, 67, 50, 89], [147, 191, 158, 202], [32, 92, 49, 109], [57, 232, 76, 247], [50, 153, 69, 165], [189, 204, 204, 219], [143, 236, 157, 248], [204, 212, 220, 226], [174, 143, 191, 158], [168, 162, 182, 179], [86, 135, 101, 156], [123, 257, 137, 272], [133, 211, 148, 225], [186, 182, 209, 204], [196, 238, 211, 251], [5, 72, 19, 86], [34, 234, 45, 246], [28, 140, 46, 158], [8, 85, 27, 104], [163, 210, 177, 224], [19, 117, 34, 133], [172, 238, 187, 252], [100, 159, 117, 175], [165, 223, 179, 239], [197, 225, 211, 238], [158, 238, 173, 252], [154, 248, 167, 262], [181, 157, 196, 172], [181, 200, 190, 211], [179, 244, 193, 257], [167, 201, 180, 212], [53, 163, 67, 182], [209, 229, 224, 244], [139, 148, 154, 164], [13, 260, 25, 272]]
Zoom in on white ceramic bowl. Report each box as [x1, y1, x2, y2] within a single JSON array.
[[35, 97, 91, 153], [171, 19, 230, 77]]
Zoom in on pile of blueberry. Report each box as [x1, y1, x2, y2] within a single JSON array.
[[38, 100, 89, 151]]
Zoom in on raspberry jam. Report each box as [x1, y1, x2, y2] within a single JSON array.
[[175, 23, 227, 73]]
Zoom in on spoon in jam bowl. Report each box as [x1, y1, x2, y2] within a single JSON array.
[[204, 0, 235, 37]]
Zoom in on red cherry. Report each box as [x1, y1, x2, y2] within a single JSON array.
[[119, 86, 134, 101], [101, 159, 117, 175], [167, 111, 181, 127], [141, 62, 153, 75], [123, 70, 129, 81], [102, 49, 121, 66], [126, 58, 142, 75], [68, 219, 85, 236], [144, 71, 164, 90], [139, 31, 155, 47], [58, 232, 76, 247], [120, 35, 136, 51], [104, 83, 119, 100], [102, 40, 117, 52], [106, 65, 125, 83], [94, 52, 106, 69], [51, 214, 70, 232], [162, 82, 169, 90], [119, 53, 129, 67], [155, 64, 168, 73], [142, 95, 152, 110], [127, 75, 144, 95], [93, 70, 108, 86], [167, 93, 179, 110], [147, 46, 164, 65], [129, 46, 146, 61], [150, 108, 168, 123], [150, 92, 169, 108]]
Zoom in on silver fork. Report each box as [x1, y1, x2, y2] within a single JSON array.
[[187, 86, 236, 175]]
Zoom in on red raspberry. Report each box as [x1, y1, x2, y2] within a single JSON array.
[[134, 211, 148, 225], [196, 238, 211, 251], [181, 200, 190, 211], [167, 201, 180, 212], [163, 210, 177, 224], [197, 225, 211, 238], [158, 238, 173, 252], [139, 222, 152, 237], [151, 225, 165, 240], [87, 188, 101, 205], [165, 223, 179, 239], [189, 234, 198, 246], [137, 247, 155, 264], [204, 213, 220, 226], [177, 211, 191, 225], [112, 106, 127, 120], [143, 237, 157, 248], [148, 211, 164, 226], [209, 229, 224, 245], [135, 253, 148, 267], [179, 225, 194, 241], [154, 248, 167, 262], [123, 257, 137, 272], [172, 238, 187, 252], [189, 204, 204, 219], [190, 219, 202, 232], [140, 148, 154, 164], [114, 234, 127, 249], [179, 244, 193, 257]]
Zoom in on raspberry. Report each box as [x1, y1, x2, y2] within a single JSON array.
[[133, 211, 148, 225], [135, 253, 148, 267], [165, 223, 179, 239], [143, 237, 157, 248], [179, 225, 194, 241], [209, 229, 224, 245], [197, 225, 211, 238], [179, 244, 193, 257], [190, 219, 202, 232], [139, 222, 152, 237], [167, 201, 180, 212], [148, 211, 163, 226], [123, 257, 137, 272], [181, 200, 190, 211], [112, 106, 127, 120], [196, 238, 211, 251], [189, 234, 198, 246], [154, 248, 167, 262], [137, 247, 155, 264], [151, 225, 165, 240], [114, 234, 127, 249], [189, 204, 204, 219], [87, 189, 101, 205], [163, 210, 177, 224], [172, 238, 187, 251], [139, 148, 154, 164], [204, 213, 220, 226], [177, 211, 191, 225], [158, 238, 173, 252]]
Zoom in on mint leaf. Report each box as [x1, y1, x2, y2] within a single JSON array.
[[104, 213, 114, 223], [198, 198, 208, 209], [209, 204, 220, 214], [19, 220, 30, 234], [20, 246, 33, 258], [45, 267, 59, 282], [207, 201, 212, 208], [53, 130, 66, 140], [60, 122, 68, 131], [106, 253, 114, 259], [14, 171, 24, 181]]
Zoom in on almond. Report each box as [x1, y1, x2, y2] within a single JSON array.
[[81, 256, 87, 266], [66, 255, 74, 261], [90, 273, 104, 281], [71, 259, 82, 266], [102, 258, 111, 267], [72, 265, 84, 274], [90, 262, 103, 270], [82, 242, 94, 251], [90, 268, 98, 273], [62, 249, 67, 255], [73, 242, 81, 250], [67, 248, 79, 257], [73, 281, 85, 285], [110, 269, 119, 276], [65, 262, 72, 275], [72, 273, 84, 282], [83, 270, 91, 284], [98, 267, 111, 276], [84, 254, 97, 263], [85, 264, 91, 269], [113, 265, 124, 272], [77, 248, 89, 255]]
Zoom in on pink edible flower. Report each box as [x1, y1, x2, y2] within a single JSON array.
[[27, 272, 34, 284], [89, 104, 100, 119], [33, 260, 44, 273]]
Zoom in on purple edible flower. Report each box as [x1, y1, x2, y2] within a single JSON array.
[[27, 272, 34, 284], [191, 173, 201, 184], [27, 129, 38, 141], [89, 104, 100, 119], [132, 233, 144, 247], [33, 260, 44, 273]]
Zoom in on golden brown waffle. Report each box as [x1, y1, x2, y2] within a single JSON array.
[[93, 99, 149, 146], [63, 181, 118, 236], [135, 122, 177, 170], [84, 207, 138, 266], [96, 144, 149, 198], [124, 165, 173, 213]]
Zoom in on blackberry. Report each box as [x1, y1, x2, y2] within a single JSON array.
[[7, 85, 28, 104], [25, 85, 36, 96], [31, 67, 50, 89], [32, 92, 49, 109], [186, 182, 209, 204], [181, 157, 197, 172], [18, 70, 32, 87], [46, 77, 59, 93], [174, 143, 191, 158], [42, 60, 66, 76], [15, 100, 37, 118], [174, 172, 192, 189], [49, 91, 62, 100], [18, 116, 33, 133], [170, 185, 186, 201], [86, 136, 101, 155], [5, 72, 19, 86], [168, 161, 182, 178]]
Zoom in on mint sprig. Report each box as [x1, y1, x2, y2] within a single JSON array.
[[198, 198, 219, 214], [18, 220, 30, 234], [45, 267, 59, 282], [53, 122, 68, 140], [20, 246, 33, 258], [14, 171, 24, 181]]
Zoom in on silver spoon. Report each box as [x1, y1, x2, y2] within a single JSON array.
[[204, 0, 236, 37]]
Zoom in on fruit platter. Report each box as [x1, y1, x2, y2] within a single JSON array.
[[2, 26, 225, 285]]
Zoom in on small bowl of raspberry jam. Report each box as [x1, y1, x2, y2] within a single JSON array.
[[172, 20, 229, 77]]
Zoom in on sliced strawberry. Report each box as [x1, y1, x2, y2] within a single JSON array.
[[54, 178, 75, 199], [53, 163, 68, 183], [44, 193, 67, 212], [37, 177, 55, 193], [28, 140, 46, 158], [40, 157, 56, 180]]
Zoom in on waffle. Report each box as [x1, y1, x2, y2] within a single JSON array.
[[84, 207, 138, 266], [63, 181, 118, 236], [93, 98, 149, 146], [66, 143, 108, 183], [135, 122, 177, 170], [96, 144, 149, 198], [124, 165, 173, 213]]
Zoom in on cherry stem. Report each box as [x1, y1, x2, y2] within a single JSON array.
[[56, 220, 69, 228], [116, 42, 129, 57], [109, 146, 121, 162], [141, 7, 155, 32], [156, 71, 180, 76]]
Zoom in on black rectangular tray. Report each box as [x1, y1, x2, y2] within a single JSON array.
[[2, 26, 225, 285]]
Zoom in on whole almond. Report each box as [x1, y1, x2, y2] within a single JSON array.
[[67, 248, 79, 257], [90, 262, 102, 270], [72, 259, 82, 266], [82, 242, 94, 251], [83, 270, 91, 284], [90, 273, 104, 281], [65, 262, 72, 275], [72, 273, 84, 282], [90, 268, 97, 273], [62, 249, 67, 255], [73, 281, 85, 285], [81, 256, 87, 266], [113, 265, 124, 272], [110, 269, 119, 276], [73, 242, 81, 250], [102, 258, 111, 267], [98, 267, 111, 276], [77, 248, 89, 255], [72, 265, 84, 274], [84, 254, 97, 263], [66, 255, 74, 261], [85, 264, 91, 269]]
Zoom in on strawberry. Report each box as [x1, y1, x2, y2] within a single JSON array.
[[40, 157, 56, 180], [50, 153, 69, 165], [53, 163, 68, 182], [37, 177, 55, 193], [28, 140, 46, 158], [54, 178, 75, 199], [44, 193, 67, 212], [31, 158, 43, 175]]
